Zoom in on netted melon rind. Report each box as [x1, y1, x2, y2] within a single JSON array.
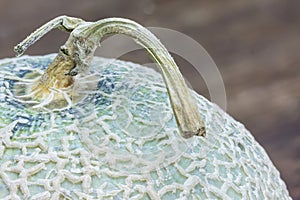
[[0, 54, 291, 199]]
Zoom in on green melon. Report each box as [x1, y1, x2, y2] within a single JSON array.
[[0, 54, 291, 199]]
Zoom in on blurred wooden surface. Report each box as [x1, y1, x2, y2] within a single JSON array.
[[0, 0, 299, 198]]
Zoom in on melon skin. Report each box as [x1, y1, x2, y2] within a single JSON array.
[[0, 54, 291, 199]]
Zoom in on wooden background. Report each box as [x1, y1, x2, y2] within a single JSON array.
[[0, 0, 299, 198]]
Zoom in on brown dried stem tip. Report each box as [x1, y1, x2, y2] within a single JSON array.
[[14, 16, 206, 138]]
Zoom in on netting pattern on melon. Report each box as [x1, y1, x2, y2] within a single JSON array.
[[0, 55, 291, 199]]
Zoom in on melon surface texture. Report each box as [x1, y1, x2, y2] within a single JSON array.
[[0, 54, 291, 199]]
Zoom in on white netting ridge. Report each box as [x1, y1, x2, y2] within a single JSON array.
[[0, 55, 291, 199]]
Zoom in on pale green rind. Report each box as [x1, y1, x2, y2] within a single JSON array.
[[0, 55, 291, 199]]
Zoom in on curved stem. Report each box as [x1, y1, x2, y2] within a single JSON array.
[[13, 16, 84, 104], [14, 16, 84, 56], [14, 16, 206, 138], [69, 18, 206, 138]]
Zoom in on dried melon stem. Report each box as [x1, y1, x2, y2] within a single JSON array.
[[14, 16, 206, 138]]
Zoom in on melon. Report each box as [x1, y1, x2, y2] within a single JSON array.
[[0, 16, 291, 199]]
